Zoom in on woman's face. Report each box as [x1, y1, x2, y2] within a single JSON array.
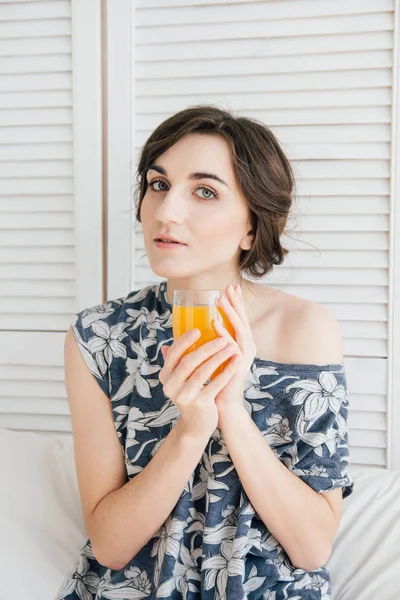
[[140, 133, 253, 284]]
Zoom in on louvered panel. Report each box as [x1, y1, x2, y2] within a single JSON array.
[[0, 398, 69, 416], [0, 20, 71, 40], [1, 124, 72, 142], [135, 12, 392, 45], [265, 285, 387, 304], [344, 339, 387, 357], [135, 0, 392, 20], [1, 230, 73, 245], [283, 232, 389, 250], [351, 394, 387, 412], [0, 195, 73, 212], [2, 380, 66, 398], [286, 143, 390, 161], [139, 107, 390, 129], [3, 281, 74, 297], [323, 304, 387, 322], [137, 31, 393, 63], [1, 213, 73, 228], [0, 414, 71, 432], [0, 315, 73, 330], [349, 411, 386, 431], [350, 447, 386, 466], [296, 214, 389, 232], [136, 71, 391, 99], [0, 295, 75, 329], [0, 264, 74, 279], [0, 364, 65, 381], [0, 246, 74, 262], [0, 36, 71, 57], [0, 296, 75, 312], [0, 331, 65, 364], [1, 1, 70, 20], [0, 143, 73, 160], [138, 52, 392, 80], [268, 267, 388, 285], [1, 1, 103, 435], [296, 179, 389, 196], [0, 108, 72, 127], [2, 0, 65, 4], [282, 249, 389, 268], [295, 160, 390, 179], [137, 86, 391, 112], [1, 55, 71, 76], [0, 0, 75, 330], [296, 197, 389, 214], [136, 142, 390, 161], [337, 321, 387, 340], [349, 430, 386, 452], [0, 331, 71, 432]]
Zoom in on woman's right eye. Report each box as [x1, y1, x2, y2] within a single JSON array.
[[149, 179, 168, 192]]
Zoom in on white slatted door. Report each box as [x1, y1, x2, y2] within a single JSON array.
[[0, 0, 103, 435], [106, 0, 400, 468]]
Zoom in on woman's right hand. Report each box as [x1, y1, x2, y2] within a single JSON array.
[[159, 329, 241, 438]]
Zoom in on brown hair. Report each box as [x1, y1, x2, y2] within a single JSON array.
[[133, 105, 296, 279]]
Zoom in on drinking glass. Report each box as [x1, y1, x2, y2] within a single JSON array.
[[172, 289, 236, 383]]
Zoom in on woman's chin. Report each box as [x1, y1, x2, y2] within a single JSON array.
[[149, 264, 188, 279]]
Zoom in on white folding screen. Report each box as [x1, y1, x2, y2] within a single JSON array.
[[106, 0, 400, 470], [0, 0, 103, 435]]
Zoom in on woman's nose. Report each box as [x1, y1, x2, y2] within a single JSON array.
[[154, 190, 185, 223]]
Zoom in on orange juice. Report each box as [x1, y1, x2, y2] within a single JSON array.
[[172, 304, 236, 380]]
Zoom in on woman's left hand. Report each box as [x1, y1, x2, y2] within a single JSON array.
[[162, 283, 257, 426], [212, 284, 257, 422]]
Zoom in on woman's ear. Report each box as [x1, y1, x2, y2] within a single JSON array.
[[241, 228, 253, 251]]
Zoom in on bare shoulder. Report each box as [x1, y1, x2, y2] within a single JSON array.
[[279, 292, 344, 366], [251, 283, 344, 366]]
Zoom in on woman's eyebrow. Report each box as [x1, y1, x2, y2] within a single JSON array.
[[147, 164, 230, 188]]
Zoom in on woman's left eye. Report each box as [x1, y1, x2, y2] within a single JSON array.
[[195, 187, 218, 200]]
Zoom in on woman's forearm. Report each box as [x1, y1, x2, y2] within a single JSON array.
[[218, 406, 336, 571], [89, 422, 209, 570]]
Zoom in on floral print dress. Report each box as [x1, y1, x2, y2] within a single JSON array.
[[57, 280, 354, 600]]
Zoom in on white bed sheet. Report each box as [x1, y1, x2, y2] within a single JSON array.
[[0, 428, 398, 600]]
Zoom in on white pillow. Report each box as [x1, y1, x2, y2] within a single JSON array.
[[327, 466, 400, 600], [0, 428, 87, 600], [0, 428, 399, 600]]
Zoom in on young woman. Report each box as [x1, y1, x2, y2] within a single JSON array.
[[57, 105, 354, 600]]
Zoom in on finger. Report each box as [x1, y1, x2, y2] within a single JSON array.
[[218, 294, 246, 346], [212, 319, 236, 346], [224, 285, 250, 327], [230, 284, 251, 326], [174, 336, 229, 380], [162, 329, 200, 376], [163, 336, 229, 401], [202, 354, 242, 396], [185, 343, 239, 395]]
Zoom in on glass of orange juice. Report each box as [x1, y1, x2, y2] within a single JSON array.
[[172, 289, 236, 384]]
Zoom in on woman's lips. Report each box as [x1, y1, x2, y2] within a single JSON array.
[[154, 240, 187, 249]]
